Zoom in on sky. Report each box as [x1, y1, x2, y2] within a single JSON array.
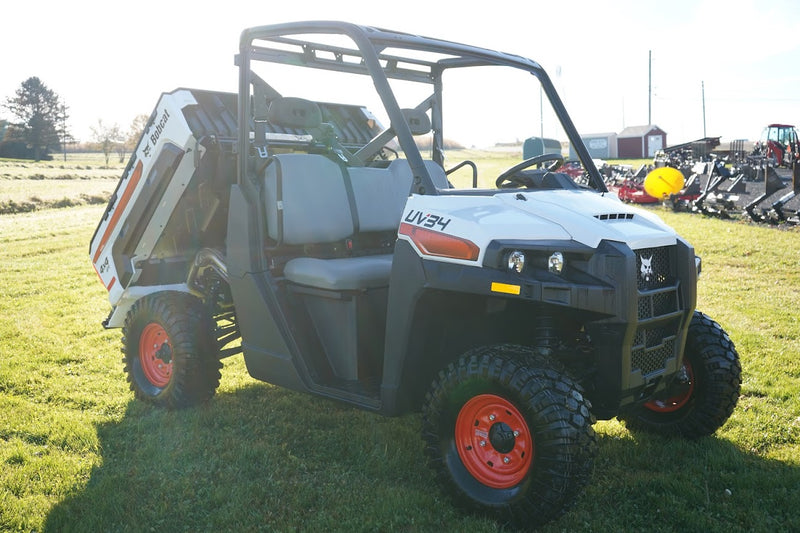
[[2, 0, 799, 148]]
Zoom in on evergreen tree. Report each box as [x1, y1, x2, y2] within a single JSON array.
[[3, 77, 66, 161]]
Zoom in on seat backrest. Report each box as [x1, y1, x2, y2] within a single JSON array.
[[264, 153, 450, 246], [267, 97, 323, 129], [347, 159, 450, 233], [264, 154, 354, 245]]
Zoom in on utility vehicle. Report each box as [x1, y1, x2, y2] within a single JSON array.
[[90, 21, 741, 528]]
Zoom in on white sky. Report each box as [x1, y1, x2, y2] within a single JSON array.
[[2, 0, 798, 147]]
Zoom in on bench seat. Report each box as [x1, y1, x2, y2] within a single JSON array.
[[283, 255, 393, 291], [264, 153, 448, 291]]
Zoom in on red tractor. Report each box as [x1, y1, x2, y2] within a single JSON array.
[[756, 124, 799, 167]]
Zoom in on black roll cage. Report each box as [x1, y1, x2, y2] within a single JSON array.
[[236, 20, 606, 195]]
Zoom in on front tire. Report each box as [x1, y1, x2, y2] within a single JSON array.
[[422, 345, 597, 529], [620, 311, 741, 438], [122, 292, 222, 408]]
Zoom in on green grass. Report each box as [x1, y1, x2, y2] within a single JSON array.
[[0, 157, 798, 532], [0, 154, 122, 214]]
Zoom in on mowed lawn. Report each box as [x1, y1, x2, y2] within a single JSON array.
[[0, 155, 798, 532]]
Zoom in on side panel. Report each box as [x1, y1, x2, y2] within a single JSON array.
[[226, 185, 304, 391], [111, 143, 186, 288], [90, 90, 198, 305], [380, 240, 429, 415]]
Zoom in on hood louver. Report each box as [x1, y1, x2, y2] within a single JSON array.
[[594, 213, 635, 221]]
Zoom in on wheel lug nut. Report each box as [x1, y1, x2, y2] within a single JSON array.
[[479, 440, 486, 447], [489, 414, 496, 421], [513, 431, 520, 437], [503, 457, 510, 464]]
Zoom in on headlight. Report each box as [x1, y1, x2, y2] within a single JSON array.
[[506, 250, 526, 273], [548, 252, 564, 274]]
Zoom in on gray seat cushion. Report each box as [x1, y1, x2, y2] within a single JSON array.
[[284, 255, 393, 290]]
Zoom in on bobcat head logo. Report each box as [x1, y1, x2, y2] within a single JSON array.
[[640, 255, 653, 282]]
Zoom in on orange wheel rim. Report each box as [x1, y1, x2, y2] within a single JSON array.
[[645, 361, 695, 413], [455, 394, 533, 489], [139, 323, 173, 388]]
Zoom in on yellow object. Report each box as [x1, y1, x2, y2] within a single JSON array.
[[644, 167, 685, 198], [491, 282, 521, 295]]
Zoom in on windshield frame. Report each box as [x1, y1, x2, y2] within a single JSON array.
[[236, 20, 607, 195]]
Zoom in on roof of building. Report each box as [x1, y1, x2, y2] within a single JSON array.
[[618, 124, 664, 138]]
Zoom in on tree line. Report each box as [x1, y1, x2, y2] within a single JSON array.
[[1, 77, 147, 164]]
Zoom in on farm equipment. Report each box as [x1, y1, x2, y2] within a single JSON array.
[[753, 124, 799, 168], [89, 21, 741, 529], [611, 164, 660, 204], [654, 136, 721, 170], [683, 157, 747, 218], [745, 161, 798, 224]]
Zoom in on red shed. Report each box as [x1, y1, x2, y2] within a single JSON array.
[[617, 125, 667, 158]]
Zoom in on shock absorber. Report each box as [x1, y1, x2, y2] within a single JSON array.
[[534, 316, 558, 357]]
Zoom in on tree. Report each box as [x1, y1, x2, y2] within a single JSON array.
[[55, 102, 75, 161], [117, 114, 149, 163], [90, 119, 122, 167], [3, 77, 65, 161], [127, 114, 149, 149]]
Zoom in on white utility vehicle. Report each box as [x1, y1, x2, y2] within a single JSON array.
[[90, 21, 741, 528]]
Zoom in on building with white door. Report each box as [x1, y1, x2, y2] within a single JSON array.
[[617, 125, 667, 158]]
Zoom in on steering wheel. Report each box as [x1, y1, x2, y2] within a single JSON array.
[[495, 154, 565, 188]]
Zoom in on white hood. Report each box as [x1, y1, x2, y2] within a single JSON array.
[[401, 189, 677, 265], [496, 190, 678, 250]]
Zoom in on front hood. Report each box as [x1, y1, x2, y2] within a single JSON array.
[[401, 189, 678, 265], [497, 189, 678, 250]]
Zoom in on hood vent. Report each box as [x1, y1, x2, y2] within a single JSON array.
[[595, 213, 635, 221]]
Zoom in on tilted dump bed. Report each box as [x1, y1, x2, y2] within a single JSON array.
[[90, 87, 382, 326]]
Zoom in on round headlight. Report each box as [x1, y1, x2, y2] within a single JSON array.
[[506, 250, 526, 273], [548, 252, 564, 274]]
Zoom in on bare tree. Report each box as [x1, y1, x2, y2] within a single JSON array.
[[56, 101, 75, 161], [90, 119, 122, 167], [127, 114, 149, 149]]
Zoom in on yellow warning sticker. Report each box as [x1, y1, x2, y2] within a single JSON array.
[[491, 282, 521, 295]]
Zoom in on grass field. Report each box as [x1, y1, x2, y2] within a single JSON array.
[[0, 154, 123, 214], [1, 154, 798, 532]]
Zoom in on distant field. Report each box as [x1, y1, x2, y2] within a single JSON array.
[[0, 151, 652, 212], [0, 154, 123, 214]]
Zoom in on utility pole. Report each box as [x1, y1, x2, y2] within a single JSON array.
[[702, 81, 707, 138], [648, 50, 652, 125]]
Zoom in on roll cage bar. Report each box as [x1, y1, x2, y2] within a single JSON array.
[[236, 20, 606, 195]]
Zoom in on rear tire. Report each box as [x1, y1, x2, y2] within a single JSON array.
[[422, 345, 597, 529], [122, 292, 222, 408], [620, 311, 741, 438]]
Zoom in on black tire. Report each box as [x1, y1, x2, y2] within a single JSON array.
[[122, 292, 222, 408], [422, 345, 597, 529], [620, 311, 741, 439]]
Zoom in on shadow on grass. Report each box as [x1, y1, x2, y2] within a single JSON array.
[[42, 382, 486, 532], [43, 383, 799, 532]]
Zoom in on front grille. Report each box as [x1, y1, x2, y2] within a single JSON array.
[[632, 336, 676, 376], [638, 288, 679, 320], [632, 245, 681, 377], [636, 246, 673, 291]]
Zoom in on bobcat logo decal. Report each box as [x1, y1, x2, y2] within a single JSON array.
[[640, 255, 653, 282]]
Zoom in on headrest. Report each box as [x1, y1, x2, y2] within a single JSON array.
[[401, 108, 431, 136], [268, 97, 323, 129]]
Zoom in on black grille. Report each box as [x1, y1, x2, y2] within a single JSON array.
[[632, 337, 675, 376], [638, 288, 679, 320], [629, 245, 683, 379], [636, 246, 673, 291]]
